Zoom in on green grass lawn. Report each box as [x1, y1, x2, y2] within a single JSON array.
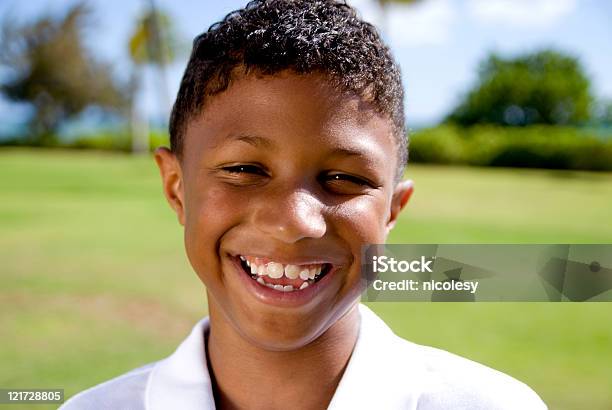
[[1, 148, 611, 409]]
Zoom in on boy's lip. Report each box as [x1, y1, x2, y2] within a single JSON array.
[[228, 252, 344, 267], [228, 253, 343, 307]]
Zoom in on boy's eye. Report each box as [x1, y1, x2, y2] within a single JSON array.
[[221, 164, 268, 176], [218, 164, 269, 185], [321, 172, 375, 194]]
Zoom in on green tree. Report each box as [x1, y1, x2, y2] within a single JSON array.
[[129, 8, 176, 67], [0, 3, 128, 145], [447, 50, 593, 126], [128, 4, 180, 153]]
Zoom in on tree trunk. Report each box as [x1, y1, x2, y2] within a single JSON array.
[[130, 66, 149, 154]]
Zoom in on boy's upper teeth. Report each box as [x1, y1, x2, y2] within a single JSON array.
[[285, 264, 300, 279], [267, 262, 284, 279], [299, 269, 310, 280], [242, 256, 324, 280]]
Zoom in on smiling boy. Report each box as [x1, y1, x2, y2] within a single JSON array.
[[61, 1, 546, 409]]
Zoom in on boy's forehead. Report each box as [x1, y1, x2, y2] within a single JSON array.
[[186, 71, 395, 150]]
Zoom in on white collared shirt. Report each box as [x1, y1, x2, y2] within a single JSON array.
[[60, 304, 546, 409]]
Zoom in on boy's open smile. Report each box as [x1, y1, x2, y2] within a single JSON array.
[[238, 255, 332, 290], [228, 253, 341, 306], [155, 70, 412, 350]]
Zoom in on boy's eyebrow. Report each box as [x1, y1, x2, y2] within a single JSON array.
[[329, 147, 372, 158], [230, 134, 275, 149], [228, 133, 380, 161]]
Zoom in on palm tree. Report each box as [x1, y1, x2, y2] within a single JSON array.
[[128, 1, 177, 153]]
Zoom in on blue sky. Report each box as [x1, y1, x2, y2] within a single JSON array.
[[1, 0, 611, 130]]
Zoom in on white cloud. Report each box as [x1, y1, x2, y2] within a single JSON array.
[[346, 0, 381, 24], [348, 0, 457, 47], [468, 0, 577, 28], [388, 0, 456, 46]]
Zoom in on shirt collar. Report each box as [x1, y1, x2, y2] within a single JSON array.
[[146, 317, 216, 410], [328, 305, 422, 409]]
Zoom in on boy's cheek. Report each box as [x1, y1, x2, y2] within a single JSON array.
[[184, 184, 244, 224], [181, 189, 240, 269], [331, 197, 390, 242]]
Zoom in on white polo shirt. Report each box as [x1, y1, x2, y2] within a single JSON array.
[[60, 304, 546, 409]]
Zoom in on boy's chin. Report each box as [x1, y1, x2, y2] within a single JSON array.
[[232, 300, 360, 352], [235, 312, 333, 352]]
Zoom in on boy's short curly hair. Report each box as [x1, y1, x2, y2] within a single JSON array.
[[170, 0, 407, 177]]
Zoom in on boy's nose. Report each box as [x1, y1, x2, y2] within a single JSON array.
[[251, 189, 326, 243]]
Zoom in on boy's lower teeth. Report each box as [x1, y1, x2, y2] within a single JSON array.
[[252, 275, 314, 292]]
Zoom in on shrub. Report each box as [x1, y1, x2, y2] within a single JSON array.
[[408, 125, 612, 171]]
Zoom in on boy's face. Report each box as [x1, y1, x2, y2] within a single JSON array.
[[155, 71, 412, 350]]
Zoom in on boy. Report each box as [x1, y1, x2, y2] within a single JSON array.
[[61, 1, 546, 408]]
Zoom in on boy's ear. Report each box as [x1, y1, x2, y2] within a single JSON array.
[[385, 179, 414, 235], [154, 147, 186, 226]]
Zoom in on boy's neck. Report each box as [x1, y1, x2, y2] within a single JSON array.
[[205, 303, 361, 410]]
